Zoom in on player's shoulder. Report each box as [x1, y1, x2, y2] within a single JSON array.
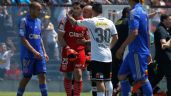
[[103, 18, 114, 25], [60, 16, 67, 25]]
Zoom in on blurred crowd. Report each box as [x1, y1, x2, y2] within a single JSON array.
[[0, 0, 170, 81]]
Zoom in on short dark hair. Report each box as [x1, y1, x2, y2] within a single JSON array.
[[134, 0, 140, 3], [29, 1, 41, 10], [160, 14, 169, 22], [130, 0, 140, 3], [122, 7, 130, 18], [92, 2, 102, 14], [72, 1, 84, 9]]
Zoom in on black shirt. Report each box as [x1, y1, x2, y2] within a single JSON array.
[[111, 18, 128, 59], [154, 23, 171, 61]]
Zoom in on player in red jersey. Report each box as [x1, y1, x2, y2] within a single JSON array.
[[58, 2, 88, 96]]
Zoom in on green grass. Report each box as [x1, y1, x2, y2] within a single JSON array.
[[0, 91, 164, 96], [0, 92, 91, 96]]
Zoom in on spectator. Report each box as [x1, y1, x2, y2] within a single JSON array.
[[5, 63, 21, 80], [51, 0, 72, 30], [11, 0, 31, 4], [0, 43, 15, 80], [42, 15, 58, 59]]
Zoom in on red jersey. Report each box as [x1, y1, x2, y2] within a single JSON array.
[[58, 17, 88, 51]]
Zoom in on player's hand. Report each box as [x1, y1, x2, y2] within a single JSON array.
[[44, 53, 49, 62], [161, 44, 167, 49], [33, 51, 42, 60], [148, 54, 153, 65], [76, 38, 87, 45], [116, 47, 124, 60], [66, 13, 71, 19]]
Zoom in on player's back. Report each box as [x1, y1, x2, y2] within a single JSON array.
[[128, 3, 149, 54], [87, 16, 117, 62]]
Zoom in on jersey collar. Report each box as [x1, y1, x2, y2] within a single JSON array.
[[133, 3, 142, 9]]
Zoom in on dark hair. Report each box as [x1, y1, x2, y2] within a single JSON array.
[[92, 2, 102, 14], [122, 7, 130, 18], [72, 1, 84, 9], [29, 1, 41, 10], [160, 14, 169, 22], [134, 0, 140, 3]]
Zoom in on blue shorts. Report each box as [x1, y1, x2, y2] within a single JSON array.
[[21, 58, 46, 77], [118, 52, 148, 81]]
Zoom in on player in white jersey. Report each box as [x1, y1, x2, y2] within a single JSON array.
[[67, 2, 118, 96]]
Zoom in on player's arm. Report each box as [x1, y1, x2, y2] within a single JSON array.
[[58, 18, 67, 47], [19, 18, 42, 60], [66, 14, 78, 26], [110, 22, 118, 49], [66, 14, 90, 27], [77, 30, 91, 46], [41, 38, 49, 62], [162, 39, 171, 49], [158, 27, 171, 49], [21, 37, 42, 59], [116, 13, 139, 59], [110, 34, 118, 49]]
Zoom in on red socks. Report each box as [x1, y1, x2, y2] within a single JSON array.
[[73, 80, 83, 96], [64, 78, 72, 96]]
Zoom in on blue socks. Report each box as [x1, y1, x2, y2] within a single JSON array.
[[120, 80, 131, 96], [17, 87, 25, 96], [39, 84, 48, 96], [142, 80, 153, 96]]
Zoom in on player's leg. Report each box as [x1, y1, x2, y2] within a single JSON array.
[[149, 60, 165, 94], [17, 77, 32, 96], [112, 58, 121, 96], [73, 50, 86, 96], [118, 54, 131, 96], [96, 80, 105, 96], [16, 58, 34, 96], [91, 81, 97, 96], [38, 73, 48, 96], [87, 62, 97, 96], [164, 61, 171, 96], [60, 47, 74, 96], [73, 68, 83, 96], [103, 62, 113, 96], [36, 59, 48, 96], [131, 53, 153, 96], [64, 72, 73, 96], [91, 61, 112, 96]]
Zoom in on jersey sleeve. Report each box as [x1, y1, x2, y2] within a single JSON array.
[[77, 19, 92, 27], [129, 11, 140, 31], [19, 18, 26, 37], [110, 21, 117, 36], [58, 17, 67, 33]]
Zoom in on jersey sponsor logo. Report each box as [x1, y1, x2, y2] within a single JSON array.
[[95, 22, 108, 27], [29, 34, 41, 39], [69, 32, 84, 37]]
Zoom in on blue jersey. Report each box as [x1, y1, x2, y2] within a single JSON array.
[[19, 15, 43, 59], [128, 3, 149, 54]]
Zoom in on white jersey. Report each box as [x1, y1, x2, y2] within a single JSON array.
[[77, 16, 117, 62]]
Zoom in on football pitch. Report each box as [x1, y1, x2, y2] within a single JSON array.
[[0, 92, 91, 96]]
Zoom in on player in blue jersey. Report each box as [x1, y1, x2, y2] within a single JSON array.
[[16, 2, 49, 96], [116, 0, 153, 95]]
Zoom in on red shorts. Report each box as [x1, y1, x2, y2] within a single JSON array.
[[60, 48, 86, 72]]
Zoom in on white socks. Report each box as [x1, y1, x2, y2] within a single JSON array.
[[97, 92, 105, 96], [105, 81, 113, 96]]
